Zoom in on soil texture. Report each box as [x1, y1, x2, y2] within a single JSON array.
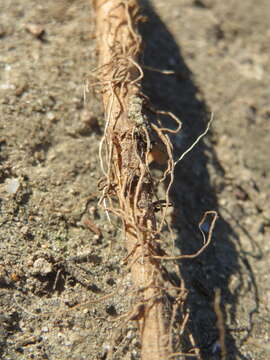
[[0, 0, 269, 359]]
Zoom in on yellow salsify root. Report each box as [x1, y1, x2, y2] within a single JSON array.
[[92, 1, 175, 358], [91, 1, 216, 359]]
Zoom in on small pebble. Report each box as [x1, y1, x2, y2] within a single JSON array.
[[32, 258, 52, 276], [25, 23, 45, 38], [5, 178, 20, 194]]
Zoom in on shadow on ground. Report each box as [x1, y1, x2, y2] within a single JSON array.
[[139, 1, 259, 359]]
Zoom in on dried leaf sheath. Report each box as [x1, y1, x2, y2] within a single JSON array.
[[93, 0, 171, 358]]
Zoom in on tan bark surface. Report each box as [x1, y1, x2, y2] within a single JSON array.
[[93, 1, 171, 358]]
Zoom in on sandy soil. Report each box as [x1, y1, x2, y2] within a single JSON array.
[[0, 0, 269, 359]]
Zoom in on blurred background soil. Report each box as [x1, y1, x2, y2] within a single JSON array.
[[0, 0, 269, 359]]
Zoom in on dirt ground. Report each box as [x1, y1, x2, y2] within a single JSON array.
[[0, 0, 270, 359]]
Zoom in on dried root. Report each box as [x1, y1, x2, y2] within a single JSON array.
[[91, 1, 217, 359]]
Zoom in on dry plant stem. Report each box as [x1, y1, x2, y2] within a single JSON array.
[[214, 289, 227, 360], [93, 0, 170, 359]]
